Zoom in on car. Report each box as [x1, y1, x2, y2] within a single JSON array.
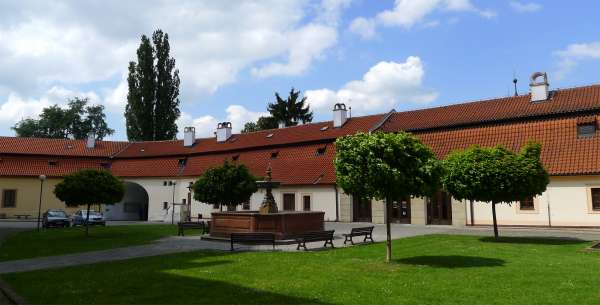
[[71, 210, 106, 226], [42, 209, 70, 228]]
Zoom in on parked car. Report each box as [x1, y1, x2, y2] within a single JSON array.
[[42, 209, 70, 228], [71, 210, 106, 226]]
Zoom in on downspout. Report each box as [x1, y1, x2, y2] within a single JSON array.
[[334, 184, 339, 222], [546, 189, 552, 227]]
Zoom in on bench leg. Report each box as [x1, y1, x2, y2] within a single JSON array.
[[297, 241, 307, 251], [325, 239, 334, 248], [272, 241, 275, 250], [367, 234, 374, 243], [230, 240, 234, 251]]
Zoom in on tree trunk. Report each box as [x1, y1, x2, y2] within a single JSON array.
[[85, 203, 91, 237], [385, 196, 392, 263], [491, 201, 499, 239]]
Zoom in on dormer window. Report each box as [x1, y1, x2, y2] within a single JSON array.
[[232, 154, 240, 161], [316, 146, 326, 156], [577, 122, 596, 138], [100, 162, 111, 169], [48, 160, 58, 166], [320, 126, 329, 132], [270, 151, 279, 159], [178, 158, 187, 167], [266, 133, 274, 138]]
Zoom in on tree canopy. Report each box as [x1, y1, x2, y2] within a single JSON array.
[[442, 142, 549, 238], [12, 97, 114, 140], [126, 29, 180, 141], [241, 88, 312, 133], [335, 132, 442, 262], [54, 169, 124, 236], [192, 161, 258, 210]]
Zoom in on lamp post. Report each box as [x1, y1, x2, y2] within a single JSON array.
[[37, 174, 46, 232], [171, 181, 177, 225]]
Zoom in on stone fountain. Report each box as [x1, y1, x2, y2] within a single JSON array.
[[209, 166, 325, 240]]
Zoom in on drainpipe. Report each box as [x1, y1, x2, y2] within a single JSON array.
[[470, 200, 475, 226], [334, 184, 339, 222], [546, 190, 552, 227]]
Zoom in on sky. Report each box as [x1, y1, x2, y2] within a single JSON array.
[[0, 0, 599, 140]]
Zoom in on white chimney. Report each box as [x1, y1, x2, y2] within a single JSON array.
[[333, 103, 348, 128], [183, 127, 195, 147], [216, 122, 232, 142], [86, 132, 96, 149], [278, 121, 286, 129], [529, 72, 549, 102]]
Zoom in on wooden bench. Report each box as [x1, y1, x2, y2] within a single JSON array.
[[230, 232, 276, 251], [295, 230, 335, 251], [343, 226, 374, 245], [177, 221, 209, 236], [14, 214, 31, 219]]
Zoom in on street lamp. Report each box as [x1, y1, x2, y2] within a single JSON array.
[[171, 180, 177, 224], [37, 174, 46, 232]]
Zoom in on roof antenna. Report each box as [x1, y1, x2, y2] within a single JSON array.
[[512, 70, 518, 96], [347, 99, 352, 119]]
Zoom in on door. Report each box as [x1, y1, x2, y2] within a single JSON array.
[[352, 196, 372, 222], [390, 197, 411, 224], [283, 193, 296, 211], [427, 191, 452, 225]]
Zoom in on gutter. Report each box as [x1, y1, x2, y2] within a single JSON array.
[[334, 184, 339, 222]]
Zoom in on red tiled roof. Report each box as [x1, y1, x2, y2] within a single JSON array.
[[110, 157, 185, 177], [0, 137, 128, 157], [116, 114, 385, 158], [0, 156, 108, 177], [380, 84, 600, 132], [416, 116, 600, 175]]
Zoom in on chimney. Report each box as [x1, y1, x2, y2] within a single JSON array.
[[333, 103, 348, 128], [216, 122, 232, 142], [86, 132, 96, 149], [529, 72, 549, 102], [278, 121, 286, 129], [183, 127, 195, 147]]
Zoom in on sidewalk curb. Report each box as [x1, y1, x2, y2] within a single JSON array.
[[0, 277, 27, 305]]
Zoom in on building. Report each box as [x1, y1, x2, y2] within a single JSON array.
[[1, 72, 600, 227]]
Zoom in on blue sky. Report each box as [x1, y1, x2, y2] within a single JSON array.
[[0, 1, 599, 140]]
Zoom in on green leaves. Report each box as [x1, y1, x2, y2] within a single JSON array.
[[335, 132, 442, 201], [192, 161, 258, 210], [54, 169, 125, 207], [442, 142, 549, 204]]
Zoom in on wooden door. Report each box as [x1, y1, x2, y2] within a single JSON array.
[[427, 191, 452, 225], [353, 196, 372, 222], [390, 197, 411, 224], [283, 193, 296, 211]]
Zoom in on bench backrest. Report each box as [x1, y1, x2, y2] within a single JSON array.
[[351, 226, 374, 234], [231, 233, 275, 242], [299, 230, 334, 241]]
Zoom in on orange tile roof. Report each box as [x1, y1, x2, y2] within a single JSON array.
[[380, 84, 600, 132], [0, 156, 108, 177], [416, 116, 600, 175], [0, 137, 128, 157]]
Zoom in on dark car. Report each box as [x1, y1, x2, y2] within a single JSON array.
[[42, 209, 71, 228], [71, 210, 106, 226]]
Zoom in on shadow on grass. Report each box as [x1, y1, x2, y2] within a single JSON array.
[[6, 251, 336, 305], [479, 236, 588, 245], [397, 255, 505, 268]]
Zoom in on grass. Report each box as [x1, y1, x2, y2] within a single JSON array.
[[3, 234, 600, 305], [0, 224, 184, 261]]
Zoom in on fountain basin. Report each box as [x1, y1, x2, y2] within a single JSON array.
[[210, 211, 325, 240]]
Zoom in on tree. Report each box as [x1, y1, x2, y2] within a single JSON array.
[[442, 142, 549, 239], [267, 88, 313, 127], [12, 97, 114, 140], [241, 116, 278, 133], [54, 169, 124, 236], [192, 161, 258, 211], [335, 132, 442, 262], [126, 29, 180, 141]]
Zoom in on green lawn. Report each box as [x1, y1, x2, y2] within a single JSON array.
[[3, 234, 600, 305], [0, 224, 182, 261]]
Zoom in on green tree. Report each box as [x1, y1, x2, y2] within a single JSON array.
[[12, 97, 114, 140], [241, 116, 278, 133], [126, 29, 180, 141], [267, 88, 313, 127], [192, 161, 258, 211], [54, 169, 125, 236], [442, 142, 549, 239], [335, 132, 442, 262]]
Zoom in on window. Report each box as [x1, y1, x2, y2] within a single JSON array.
[[320, 126, 329, 131], [266, 133, 274, 138], [163, 202, 168, 210], [577, 123, 596, 138], [163, 181, 168, 186], [520, 197, 535, 210], [2, 190, 16, 208], [283, 193, 295, 211], [242, 202, 250, 210], [303, 195, 311, 211], [178, 158, 187, 167], [316, 146, 326, 156], [48, 160, 58, 166], [213, 203, 220, 209], [270, 151, 279, 159], [232, 154, 240, 161], [591, 188, 600, 211]]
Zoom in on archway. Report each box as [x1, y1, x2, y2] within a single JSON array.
[[104, 182, 149, 221]]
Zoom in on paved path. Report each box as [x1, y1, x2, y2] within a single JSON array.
[[1, 222, 599, 275]]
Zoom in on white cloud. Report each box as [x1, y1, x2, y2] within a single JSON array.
[[554, 42, 600, 80], [509, 1, 542, 13], [177, 105, 268, 138], [305, 56, 437, 114], [349, 17, 377, 40], [349, 0, 495, 38]]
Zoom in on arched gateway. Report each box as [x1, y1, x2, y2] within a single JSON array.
[[104, 182, 149, 221]]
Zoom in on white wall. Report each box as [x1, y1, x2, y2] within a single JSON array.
[[467, 176, 600, 227]]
